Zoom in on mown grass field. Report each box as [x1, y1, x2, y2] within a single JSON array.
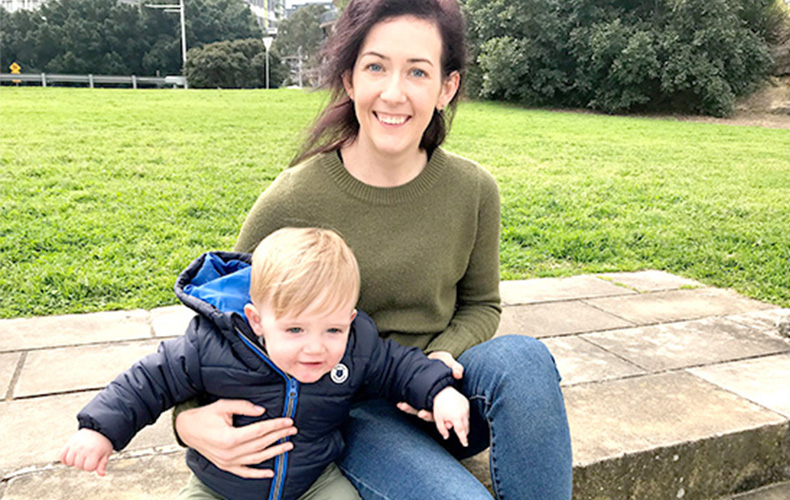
[[1, 87, 788, 318]]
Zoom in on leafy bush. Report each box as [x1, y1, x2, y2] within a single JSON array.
[[0, 0, 261, 76], [465, 0, 786, 116], [184, 39, 286, 88]]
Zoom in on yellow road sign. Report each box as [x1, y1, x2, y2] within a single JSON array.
[[10, 62, 21, 84]]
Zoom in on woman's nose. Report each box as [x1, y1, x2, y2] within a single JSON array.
[[380, 74, 407, 103]]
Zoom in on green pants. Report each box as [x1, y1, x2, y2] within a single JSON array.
[[178, 462, 360, 500]]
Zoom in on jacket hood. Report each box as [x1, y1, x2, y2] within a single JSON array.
[[175, 251, 253, 332]]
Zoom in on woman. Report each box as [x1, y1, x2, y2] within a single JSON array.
[[175, 0, 573, 498]]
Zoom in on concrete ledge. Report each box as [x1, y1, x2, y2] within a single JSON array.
[[463, 423, 790, 500], [571, 423, 790, 500]]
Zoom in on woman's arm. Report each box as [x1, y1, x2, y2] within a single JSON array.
[[424, 169, 502, 358]]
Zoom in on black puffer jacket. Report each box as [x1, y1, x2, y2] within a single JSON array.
[[77, 251, 454, 500]]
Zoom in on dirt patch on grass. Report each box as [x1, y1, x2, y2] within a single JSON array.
[[679, 76, 790, 130]]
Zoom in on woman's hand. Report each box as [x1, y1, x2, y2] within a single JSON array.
[[396, 351, 464, 422], [427, 351, 464, 380], [175, 399, 297, 479]]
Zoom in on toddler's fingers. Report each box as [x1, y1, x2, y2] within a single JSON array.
[[73, 453, 86, 471], [454, 421, 469, 447], [82, 454, 99, 473], [435, 418, 450, 440], [96, 454, 109, 476], [60, 446, 72, 466]]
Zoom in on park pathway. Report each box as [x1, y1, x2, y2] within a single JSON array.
[[1, 270, 789, 499]]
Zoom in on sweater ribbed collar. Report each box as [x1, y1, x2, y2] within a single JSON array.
[[321, 148, 447, 205]]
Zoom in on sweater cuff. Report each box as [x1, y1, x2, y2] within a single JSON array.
[[425, 330, 476, 360]]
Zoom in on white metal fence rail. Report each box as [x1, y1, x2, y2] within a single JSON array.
[[0, 73, 187, 88]]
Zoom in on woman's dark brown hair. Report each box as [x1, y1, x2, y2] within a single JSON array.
[[291, 0, 468, 166]]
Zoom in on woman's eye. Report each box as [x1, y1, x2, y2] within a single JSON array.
[[411, 68, 427, 78], [366, 63, 383, 72]]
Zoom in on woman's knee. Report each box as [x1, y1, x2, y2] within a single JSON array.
[[461, 335, 560, 384]]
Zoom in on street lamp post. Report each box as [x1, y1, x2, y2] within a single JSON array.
[[262, 36, 274, 89], [145, 0, 188, 88]]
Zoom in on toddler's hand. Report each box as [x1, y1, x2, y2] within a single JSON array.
[[60, 428, 114, 476], [432, 386, 470, 447]]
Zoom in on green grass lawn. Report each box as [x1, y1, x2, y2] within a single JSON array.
[[1, 87, 789, 318]]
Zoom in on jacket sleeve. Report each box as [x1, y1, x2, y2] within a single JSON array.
[[355, 313, 454, 411], [78, 323, 205, 451], [425, 167, 502, 358]]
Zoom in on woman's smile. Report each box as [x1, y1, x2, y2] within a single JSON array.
[[375, 112, 410, 126]]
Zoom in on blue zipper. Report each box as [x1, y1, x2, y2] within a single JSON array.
[[236, 330, 299, 500]]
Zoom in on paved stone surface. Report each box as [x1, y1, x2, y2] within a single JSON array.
[[0, 310, 152, 352], [3, 451, 188, 500], [584, 288, 774, 325], [496, 301, 633, 338], [2, 271, 788, 500], [541, 336, 645, 385], [582, 316, 790, 372], [0, 353, 20, 399], [728, 309, 790, 342], [0, 392, 176, 476], [689, 353, 790, 418], [595, 270, 703, 292], [150, 305, 194, 338], [14, 339, 163, 398], [499, 275, 634, 305], [563, 372, 785, 466]]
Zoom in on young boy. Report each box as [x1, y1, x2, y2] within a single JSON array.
[[60, 227, 469, 500]]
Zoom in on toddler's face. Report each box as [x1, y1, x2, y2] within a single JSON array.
[[245, 298, 356, 384]]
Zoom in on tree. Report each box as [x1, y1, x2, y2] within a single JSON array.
[[184, 38, 286, 88], [465, 0, 785, 116], [271, 4, 327, 86], [0, 0, 262, 76]]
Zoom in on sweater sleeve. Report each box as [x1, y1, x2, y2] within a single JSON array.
[[425, 168, 502, 358], [79, 326, 204, 451], [356, 314, 454, 411]]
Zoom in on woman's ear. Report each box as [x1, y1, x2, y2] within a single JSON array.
[[438, 71, 460, 110], [342, 71, 354, 101]]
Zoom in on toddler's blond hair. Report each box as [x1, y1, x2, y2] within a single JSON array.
[[250, 227, 360, 318]]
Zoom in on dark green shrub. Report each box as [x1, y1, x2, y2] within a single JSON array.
[[184, 39, 286, 88], [465, 0, 783, 116]]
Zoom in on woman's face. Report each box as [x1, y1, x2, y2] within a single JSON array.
[[343, 16, 459, 159]]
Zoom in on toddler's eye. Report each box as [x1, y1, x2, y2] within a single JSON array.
[[327, 328, 343, 334], [287, 327, 303, 334]]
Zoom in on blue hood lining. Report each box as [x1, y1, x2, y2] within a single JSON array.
[[183, 253, 252, 318]]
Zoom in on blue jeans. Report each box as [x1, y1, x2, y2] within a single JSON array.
[[338, 335, 572, 500]]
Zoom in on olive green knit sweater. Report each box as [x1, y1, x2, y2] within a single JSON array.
[[235, 148, 501, 358]]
